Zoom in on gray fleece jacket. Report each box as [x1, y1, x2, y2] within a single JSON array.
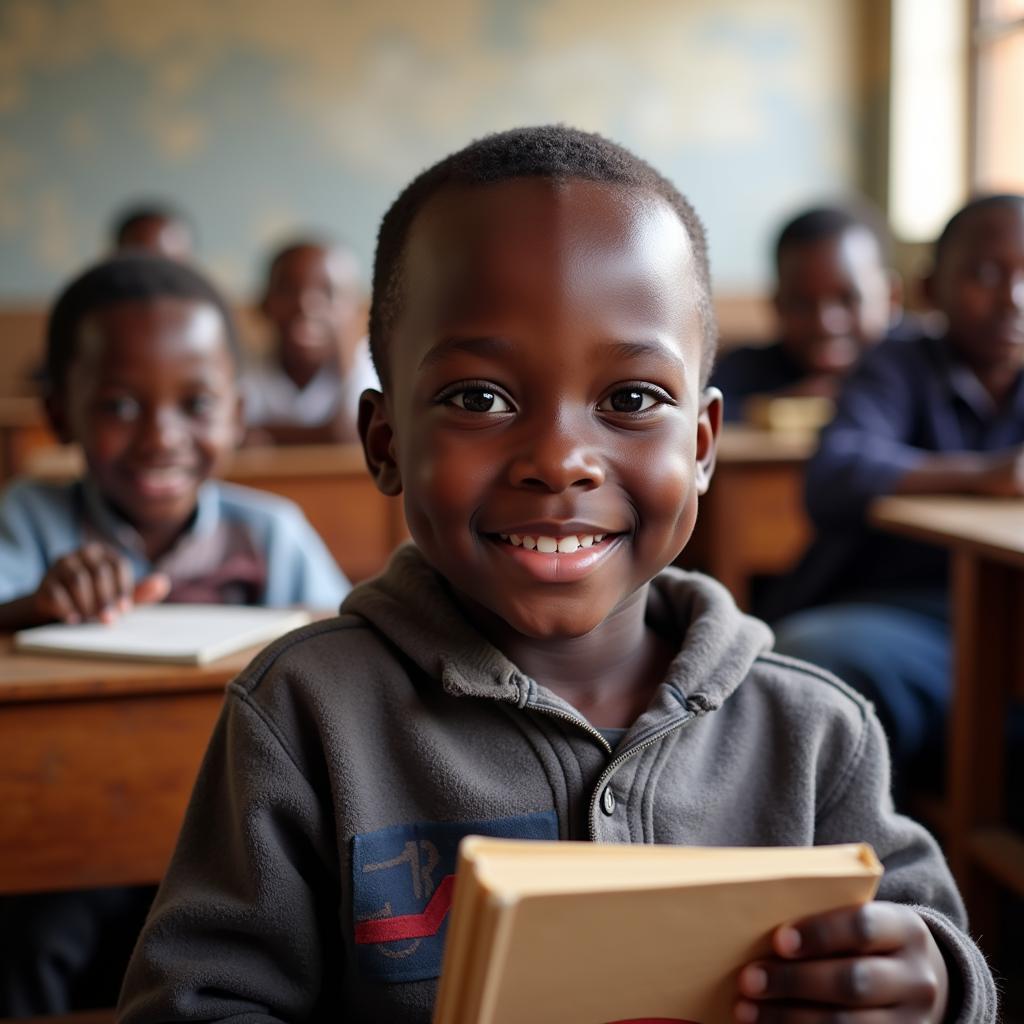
[[118, 545, 996, 1023]]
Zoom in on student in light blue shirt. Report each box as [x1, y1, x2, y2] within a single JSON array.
[[0, 251, 348, 1018]]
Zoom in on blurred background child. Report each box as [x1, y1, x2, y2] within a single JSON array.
[[242, 238, 377, 444], [0, 250, 351, 1016], [110, 202, 196, 262], [711, 204, 906, 421], [771, 193, 1024, 792]]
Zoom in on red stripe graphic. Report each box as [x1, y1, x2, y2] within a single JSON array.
[[355, 873, 456, 945]]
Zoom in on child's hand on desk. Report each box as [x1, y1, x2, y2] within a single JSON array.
[[975, 446, 1024, 497], [735, 902, 948, 1022], [34, 543, 171, 624]]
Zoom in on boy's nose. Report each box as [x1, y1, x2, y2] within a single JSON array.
[[814, 301, 853, 337], [136, 406, 187, 451], [507, 420, 606, 493]]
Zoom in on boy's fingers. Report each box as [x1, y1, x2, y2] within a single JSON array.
[[54, 554, 98, 619], [739, 954, 935, 1007], [775, 902, 921, 958], [113, 556, 135, 611], [39, 582, 80, 624], [80, 544, 120, 614], [735, 1002, 896, 1024], [133, 572, 171, 606]]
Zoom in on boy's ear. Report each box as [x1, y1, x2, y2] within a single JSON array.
[[694, 386, 723, 496], [43, 390, 73, 445], [358, 388, 402, 496]]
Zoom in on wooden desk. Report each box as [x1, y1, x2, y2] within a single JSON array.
[[25, 443, 408, 583], [0, 638, 258, 895], [682, 426, 816, 609], [871, 495, 1024, 935]]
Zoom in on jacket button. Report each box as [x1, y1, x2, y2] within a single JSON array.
[[601, 787, 616, 815]]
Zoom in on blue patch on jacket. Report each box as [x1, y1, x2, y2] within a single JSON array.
[[352, 811, 558, 983]]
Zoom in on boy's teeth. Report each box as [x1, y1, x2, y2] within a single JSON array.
[[500, 532, 610, 552]]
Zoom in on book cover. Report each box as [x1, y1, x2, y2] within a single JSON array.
[[434, 838, 882, 1024]]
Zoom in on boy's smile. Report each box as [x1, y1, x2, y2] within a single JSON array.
[[51, 298, 242, 560], [362, 178, 719, 642]]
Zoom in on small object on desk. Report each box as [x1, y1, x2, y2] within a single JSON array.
[[743, 395, 834, 434], [13, 604, 311, 665], [434, 837, 881, 1024]]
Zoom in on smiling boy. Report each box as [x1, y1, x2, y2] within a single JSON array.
[[0, 253, 349, 627], [119, 128, 995, 1023]]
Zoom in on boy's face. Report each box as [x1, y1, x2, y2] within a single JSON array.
[[774, 227, 896, 375], [363, 179, 719, 640], [50, 298, 243, 544], [261, 245, 362, 373], [927, 202, 1024, 371], [118, 216, 193, 261]]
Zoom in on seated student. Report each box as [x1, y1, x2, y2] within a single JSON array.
[[242, 237, 378, 444], [0, 253, 349, 1016], [771, 193, 1024, 791], [112, 201, 196, 262], [711, 204, 906, 421], [119, 128, 994, 1023]]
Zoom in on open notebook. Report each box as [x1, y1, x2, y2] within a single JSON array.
[[13, 604, 312, 665], [434, 838, 882, 1024]]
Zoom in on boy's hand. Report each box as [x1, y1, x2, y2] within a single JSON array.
[[34, 543, 171, 624], [975, 447, 1024, 496], [735, 902, 948, 1022]]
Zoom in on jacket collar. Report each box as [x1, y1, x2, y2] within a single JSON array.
[[341, 544, 773, 715]]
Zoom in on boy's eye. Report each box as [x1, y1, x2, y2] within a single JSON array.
[[447, 388, 512, 414], [183, 394, 218, 417], [970, 261, 1001, 287], [99, 396, 140, 421], [598, 387, 664, 413]]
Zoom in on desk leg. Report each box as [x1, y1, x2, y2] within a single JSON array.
[[948, 552, 1014, 942]]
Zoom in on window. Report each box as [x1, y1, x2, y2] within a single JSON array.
[[973, 0, 1024, 190]]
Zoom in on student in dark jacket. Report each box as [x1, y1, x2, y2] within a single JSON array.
[[711, 205, 906, 421], [773, 194, 1024, 787], [119, 127, 995, 1024]]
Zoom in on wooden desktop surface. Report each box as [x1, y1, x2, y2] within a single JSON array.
[[870, 494, 1024, 941], [0, 636, 258, 895]]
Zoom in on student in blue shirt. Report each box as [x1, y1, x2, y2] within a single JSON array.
[[711, 205, 906, 421], [772, 194, 1024, 788], [0, 252, 350, 1016]]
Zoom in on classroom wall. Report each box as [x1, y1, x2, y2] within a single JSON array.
[[0, 0, 858, 303]]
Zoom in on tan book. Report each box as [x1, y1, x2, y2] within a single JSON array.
[[13, 604, 311, 665], [434, 838, 882, 1024]]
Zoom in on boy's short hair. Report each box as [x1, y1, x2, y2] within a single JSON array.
[[112, 201, 193, 248], [933, 193, 1024, 265], [262, 235, 352, 281], [369, 125, 717, 388], [45, 253, 241, 393], [774, 203, 892, 268]]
